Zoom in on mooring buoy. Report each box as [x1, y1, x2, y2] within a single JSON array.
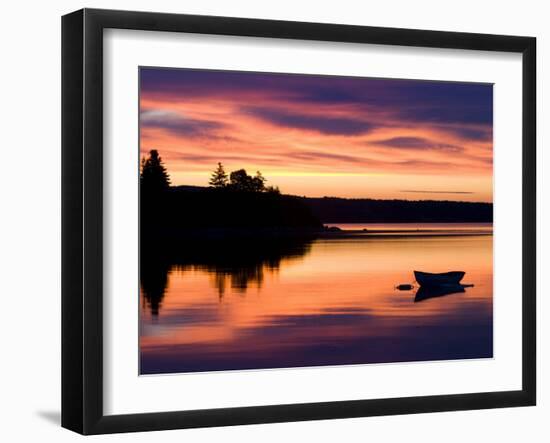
[[396, 284, 414, 291]]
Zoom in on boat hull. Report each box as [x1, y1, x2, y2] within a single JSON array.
[[414, 270, 465, 286]]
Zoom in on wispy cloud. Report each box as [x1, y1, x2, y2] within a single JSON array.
[[373, 136, 463, 153], [285, 151, 365, 163], [141, 110, 224, 138], [244, 107, 378, 136], [139, 68, 493, 201], [401, 190, 474, 195]]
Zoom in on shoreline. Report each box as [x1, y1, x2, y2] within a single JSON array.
[[144, 226, 493, 243], [318, 227, 492, 239]]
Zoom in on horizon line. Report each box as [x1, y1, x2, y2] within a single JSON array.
[[170, 184, 493, 205]]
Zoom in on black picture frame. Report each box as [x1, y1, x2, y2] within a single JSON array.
[[62, 8, 536, 435]]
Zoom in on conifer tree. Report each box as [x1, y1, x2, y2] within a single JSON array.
[[140, 150, 171, 193], [209, 162, 228, 188]]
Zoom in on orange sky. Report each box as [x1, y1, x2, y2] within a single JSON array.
[[140, 68, 493, 202]]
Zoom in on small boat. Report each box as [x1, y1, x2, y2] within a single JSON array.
[[414, 270, 465, 286]]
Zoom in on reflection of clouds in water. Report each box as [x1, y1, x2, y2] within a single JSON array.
[[140, 234, 493, 373], [141, 304, 222, 336], [141, 296, 492, 374]]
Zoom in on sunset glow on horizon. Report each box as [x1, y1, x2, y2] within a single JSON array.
[[139, 68, 493, 202]]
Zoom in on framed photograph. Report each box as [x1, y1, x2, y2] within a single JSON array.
[[62, 8, 536, 435]]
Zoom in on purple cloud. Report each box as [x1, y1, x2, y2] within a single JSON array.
[[141, 110, 224, 137], [244, 107, 378, 136], [286, 151, 364, 163], [374, 136, 463, 153]]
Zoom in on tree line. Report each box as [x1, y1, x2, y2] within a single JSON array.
[[139, 150, 321, 231], [139, 150, 492, 227], [140, 150, 279, 195], [209, 162, 280, 194]]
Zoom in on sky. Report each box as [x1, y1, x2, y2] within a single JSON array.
[[139, 68, 493, 202]]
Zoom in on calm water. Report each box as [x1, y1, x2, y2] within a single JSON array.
[[140, 224, 493, 374], [328, 222, 493, 232]]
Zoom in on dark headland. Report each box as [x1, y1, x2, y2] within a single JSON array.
[[142, 184, 492, 241]]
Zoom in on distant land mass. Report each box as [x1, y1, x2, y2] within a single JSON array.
[[303, 196, 492, 223], [170, 185, 492, 224]]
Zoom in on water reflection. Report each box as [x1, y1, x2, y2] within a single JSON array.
[[414, 284, 466, 302], [140, 260, 169, 316], [140, 230, 493, 374], [140, 235, 315, 311]]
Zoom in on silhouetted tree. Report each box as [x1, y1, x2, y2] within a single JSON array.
[[209, 162, 228, 188], [229, 169, 266, 192], [140, 149, 170, 193], [265, 185, 280, 194], [229, 169, 253, 192], [252, 171, 266, 192]]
